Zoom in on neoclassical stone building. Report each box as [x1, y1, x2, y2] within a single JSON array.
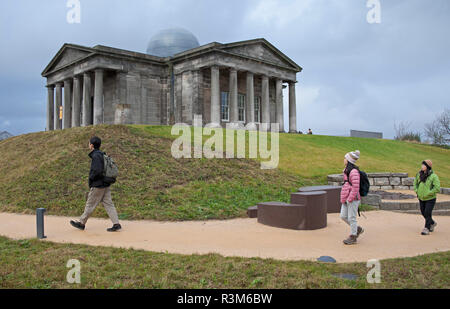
[[42, 29, 302, 132]]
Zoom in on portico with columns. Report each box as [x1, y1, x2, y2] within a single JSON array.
[[198, 66, 298, 132], [42, 38, 302, 133]]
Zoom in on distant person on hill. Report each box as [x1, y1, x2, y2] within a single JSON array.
[[308, 129, 313, 135], [340, 150, 364, 245], [70, 136, 122, 232], [414, 160, 440, 235]]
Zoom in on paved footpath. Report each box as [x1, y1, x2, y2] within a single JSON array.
[[0, 211, 449, 263]]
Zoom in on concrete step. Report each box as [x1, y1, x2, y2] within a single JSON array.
[[392, 209, 450, 216], [380, 200, 450, 211]]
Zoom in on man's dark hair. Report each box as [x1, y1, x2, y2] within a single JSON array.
[[90, 136, 102, 149]]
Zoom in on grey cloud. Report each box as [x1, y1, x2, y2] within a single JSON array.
[[0, 0, 448, 138]]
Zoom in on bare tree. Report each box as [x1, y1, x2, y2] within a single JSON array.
[[394, 121, 410, 140], [424, 109, 450, 145], [394, 121, 421, 142], [438, 108, 450, 137]]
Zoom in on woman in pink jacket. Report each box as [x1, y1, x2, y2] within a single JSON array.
[[340, 150, 364, 245]]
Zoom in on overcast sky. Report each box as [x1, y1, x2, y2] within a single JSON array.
[[0, 0, 449, 138]]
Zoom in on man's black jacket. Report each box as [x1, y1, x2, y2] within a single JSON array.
[[88, 149, 109, 188]]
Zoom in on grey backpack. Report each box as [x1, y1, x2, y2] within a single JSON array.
[[103, 153, 118, 185]]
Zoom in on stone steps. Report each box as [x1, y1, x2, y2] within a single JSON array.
[[380, 200, 450, 211], [392, 209, 450, 216]]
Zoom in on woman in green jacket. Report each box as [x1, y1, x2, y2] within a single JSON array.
[[413, 160, 441, 235]]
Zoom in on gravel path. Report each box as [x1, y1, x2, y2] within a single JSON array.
[[1, 211, 449, 263]]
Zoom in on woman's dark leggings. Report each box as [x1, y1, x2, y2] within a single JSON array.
[[419, 199, 436, 229]]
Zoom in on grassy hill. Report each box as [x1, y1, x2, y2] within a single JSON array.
[[0, 125, 448, 221]]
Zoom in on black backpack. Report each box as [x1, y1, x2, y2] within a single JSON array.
[[358, 171, 370, 197], [346, 169, 370, 197], [345, 168, 370, 217]]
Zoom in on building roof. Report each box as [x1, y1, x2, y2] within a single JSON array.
[[42, 38, 302, 77]]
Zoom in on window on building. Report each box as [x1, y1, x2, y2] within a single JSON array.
[[238, 94, 246, 122], [254, 97, 261, 123], [221, 92, 229, 121]]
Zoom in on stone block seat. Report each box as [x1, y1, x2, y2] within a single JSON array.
[[246, 206, 258, 218], [298, 185, 342, 213], [290, 191, 328, 230], [256, 191, 327, 230], [257, 202, 306, 230]]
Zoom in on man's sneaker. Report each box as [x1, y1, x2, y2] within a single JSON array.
[[357, 226, 364, 238], [107, 224, 122, 232], [70, 220, 85, 231], [343, 235, 357, 245], [430, 222, 437, 232], [421, 228, 430, 235]]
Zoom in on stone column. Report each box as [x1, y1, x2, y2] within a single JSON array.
[[192, 70, 203, 119], [46, 85, 55, 131], [93, 69, 104, 125], [181, 70, 194, 124], [246, 72, 255, 126], [72, 76, 82, 127], [210, 66, 221, 126], [261, 75, 270, 124], [54, 83, 63, 130], [289, 81, 297, 133], [63, 79, 72, 129], [276, 79, 284, 132], [229, 68, 238, 124], [82, 72, 92, 126]]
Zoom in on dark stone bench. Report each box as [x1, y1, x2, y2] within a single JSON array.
[[257, 202, 306, 230], [298, 185, 342, 213], [246, 206, 258, 218], [291, 191, 327, 230], [256, 191, 328, 231]]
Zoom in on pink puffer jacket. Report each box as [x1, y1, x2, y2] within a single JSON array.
[[340, 169, 361, 203]]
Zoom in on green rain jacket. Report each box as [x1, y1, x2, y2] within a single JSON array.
[[413, 170, 441, 201]]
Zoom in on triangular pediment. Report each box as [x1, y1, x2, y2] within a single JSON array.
[[220, 39, 301, 71], [42, 44, 93, 76]]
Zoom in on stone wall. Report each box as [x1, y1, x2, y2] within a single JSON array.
[[328, 172, 415, 191], [328, 172, 450, 212]]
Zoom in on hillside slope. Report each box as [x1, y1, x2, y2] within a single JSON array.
[[0, 125, 448, 221], [0, 125, 302, 220], [134, 125, 450, 185]]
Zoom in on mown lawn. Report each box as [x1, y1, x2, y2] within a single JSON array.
[[0, 236, 448, 289], [133, 125, 450, 186]]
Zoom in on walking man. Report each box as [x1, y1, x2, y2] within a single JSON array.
[[70, 136, 122, 232]]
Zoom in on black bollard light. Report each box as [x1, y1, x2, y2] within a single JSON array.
[[36, 208, 47, 239]]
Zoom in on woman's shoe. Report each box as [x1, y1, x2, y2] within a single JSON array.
[[430, 222, 437, 232], [357, 226, 364, 238], [421, 228, 430, 235], [343, 235, 357, 245]]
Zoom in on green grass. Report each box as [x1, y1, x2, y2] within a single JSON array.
[[132, 125, 450, 185], [0, 236, 448, 289], [0, 125, 448, 221]]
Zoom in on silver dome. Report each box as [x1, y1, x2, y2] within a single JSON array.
[[146, 28, 200, 57]]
